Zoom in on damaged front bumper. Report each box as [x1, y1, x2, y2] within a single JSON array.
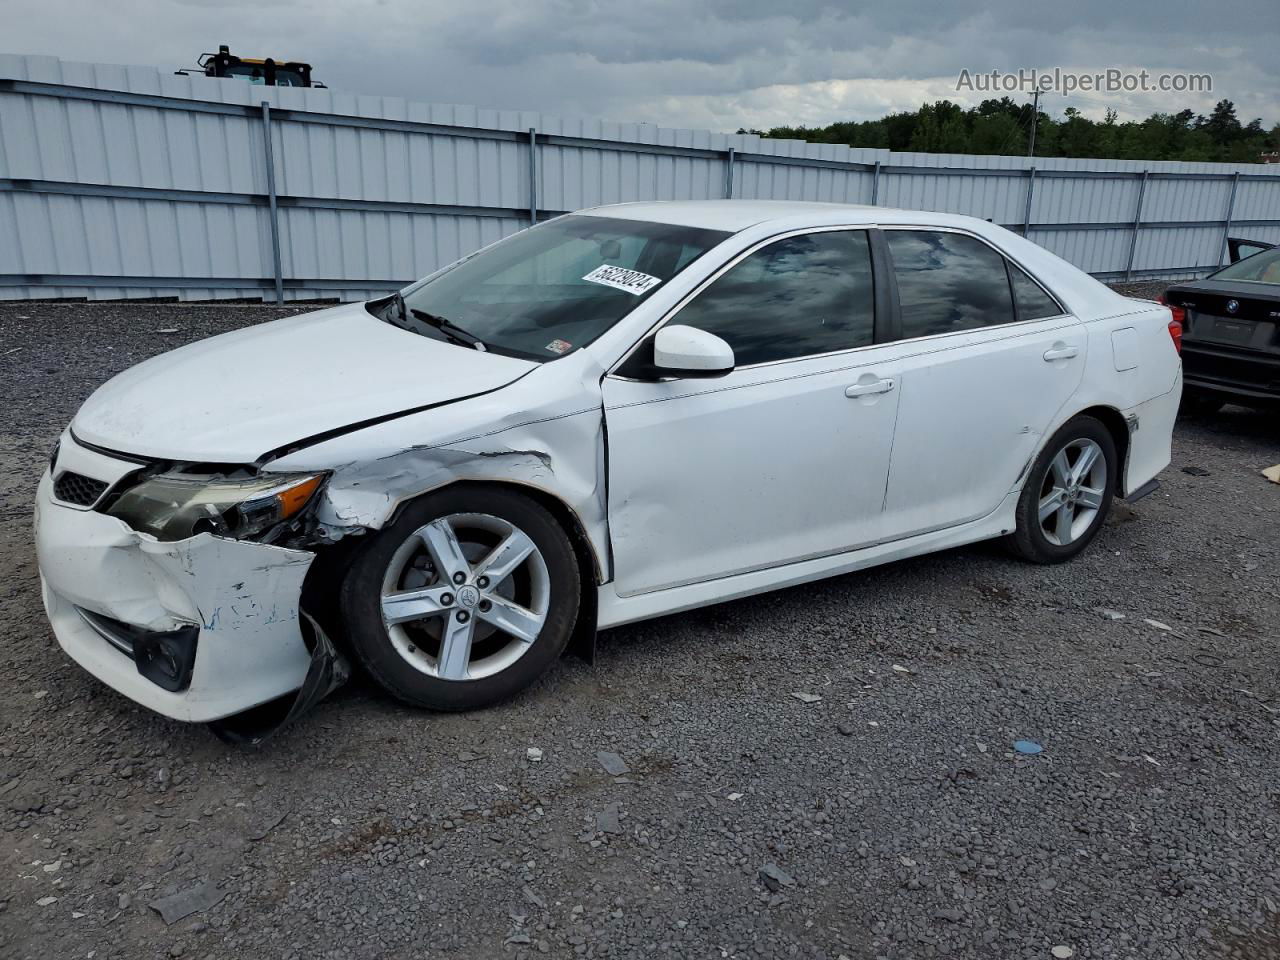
[[34, 468, 337, 725]]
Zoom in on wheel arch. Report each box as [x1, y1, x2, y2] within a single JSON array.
[[1071, 404, 1131, 495], [380, 478, 604, 583], [1019, 404, 1131, 496]]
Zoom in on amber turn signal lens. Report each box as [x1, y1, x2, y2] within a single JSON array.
[[277, 475, 325, 518]]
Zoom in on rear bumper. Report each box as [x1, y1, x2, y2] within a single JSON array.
[[34, 468, 316, 723], [1121, 368, 1180, 498], [1182, 342, 1280, 401]]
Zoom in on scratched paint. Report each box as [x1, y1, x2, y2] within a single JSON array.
[[270, 356, 612, 581]]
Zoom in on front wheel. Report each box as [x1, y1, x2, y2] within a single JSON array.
[[1006, 415, 1117, 564], [340, 486, 580, 711]]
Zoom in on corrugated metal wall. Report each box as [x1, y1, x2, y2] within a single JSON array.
[[3, 53, 1280, 302]]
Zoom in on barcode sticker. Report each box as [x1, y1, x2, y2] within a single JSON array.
[[582, 264, 663, 296]]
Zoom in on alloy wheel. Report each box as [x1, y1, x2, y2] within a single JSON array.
[[380, 513, 550, 681], [1037, 438, 1107, 546]]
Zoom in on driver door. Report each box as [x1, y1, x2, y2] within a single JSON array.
[[601, 228, 902, 598]]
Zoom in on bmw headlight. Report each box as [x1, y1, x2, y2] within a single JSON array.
[[106, 472, 325, 542]]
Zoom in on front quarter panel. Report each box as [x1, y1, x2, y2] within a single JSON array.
[[267, 358, 611, 580]]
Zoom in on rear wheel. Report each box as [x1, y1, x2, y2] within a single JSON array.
[[340, 487, 580, 711], [1006, 415, 1116, 564]]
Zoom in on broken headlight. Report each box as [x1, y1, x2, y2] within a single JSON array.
[[105, 472, 325, 542]]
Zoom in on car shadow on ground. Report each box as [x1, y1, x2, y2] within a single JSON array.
[[1177, 404, 1280, 444]]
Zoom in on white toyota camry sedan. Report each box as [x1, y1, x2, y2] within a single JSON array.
[[34, 200, 1181, 737]]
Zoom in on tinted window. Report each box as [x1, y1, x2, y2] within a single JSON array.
[[887, 231, 1015, 338], [1008, 262, 1063, 320], [1212, 246, 1280, 283], [673, 231, 875, 366]]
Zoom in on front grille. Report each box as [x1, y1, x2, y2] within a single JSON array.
[[53, 471, 110, 507]]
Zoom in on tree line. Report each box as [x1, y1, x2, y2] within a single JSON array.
[[744, 98, 1278, 163]]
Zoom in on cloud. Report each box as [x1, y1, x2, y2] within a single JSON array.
[[3, 0, 1277, 132]]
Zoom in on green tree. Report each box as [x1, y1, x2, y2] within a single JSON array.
[[751, 99, 1276, 163], [969, 112, 1025, 155]]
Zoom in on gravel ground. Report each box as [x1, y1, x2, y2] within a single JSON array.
[[1, 296, 1279, 960]]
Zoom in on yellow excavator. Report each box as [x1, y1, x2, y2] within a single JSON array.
[[177, 45, 322, 88]]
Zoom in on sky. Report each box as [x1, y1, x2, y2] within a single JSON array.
[[4, 0, 1279, 134]]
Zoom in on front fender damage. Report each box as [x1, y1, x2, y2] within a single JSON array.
[[269, 400, 609, 715], [305, 409, 608, 570]]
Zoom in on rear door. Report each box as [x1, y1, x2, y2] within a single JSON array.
[[876, 228, 1086, 541]]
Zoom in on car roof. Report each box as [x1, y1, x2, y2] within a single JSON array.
[[576, 199, 995, 234], [576, 199, 1132, 319]]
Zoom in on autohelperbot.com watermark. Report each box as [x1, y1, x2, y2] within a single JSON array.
[[956, 68, 1212, 97]]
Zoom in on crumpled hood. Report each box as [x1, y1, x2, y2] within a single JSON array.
[[72, 302, 535, 463]]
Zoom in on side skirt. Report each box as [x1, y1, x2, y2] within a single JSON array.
[[595, 493, 1017, 630]]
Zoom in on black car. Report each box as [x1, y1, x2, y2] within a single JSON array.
[[1163, 238, 1280, 412]]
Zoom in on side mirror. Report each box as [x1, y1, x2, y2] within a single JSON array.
[[652, 325, 735, 378]]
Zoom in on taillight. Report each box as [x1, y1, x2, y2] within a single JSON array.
[[1157, 295, 1184, 354]]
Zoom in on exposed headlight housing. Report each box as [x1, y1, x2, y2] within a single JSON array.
[[105, 472, 325, 542]]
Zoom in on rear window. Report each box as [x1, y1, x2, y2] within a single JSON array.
[[1008, 262, 1064, 321], [1211, 247, 1280, 284]]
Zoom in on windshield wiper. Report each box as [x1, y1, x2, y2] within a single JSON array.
[[389, 291, 407, 323], [409, 308, 487, 352]]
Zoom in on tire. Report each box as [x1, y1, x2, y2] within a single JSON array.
[[1006, 415, 1117, 564], [340, 486, 580, 711], [1179, 388, 1224, 416]]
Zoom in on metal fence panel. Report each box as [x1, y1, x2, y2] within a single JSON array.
[[3, 52, 1280, 302]]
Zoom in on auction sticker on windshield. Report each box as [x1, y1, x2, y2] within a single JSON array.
[[582, 264, 663, 296]]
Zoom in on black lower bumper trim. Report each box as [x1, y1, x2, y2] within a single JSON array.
[[207, 612, 350, 745], [1182, 344, 1280, 401], [1125, 479, 1161, 503], [77, 607, 198, 692]]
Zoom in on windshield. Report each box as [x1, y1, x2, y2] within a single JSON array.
[[390, 215, 730, 361], [1211, 247, 1280, 284]]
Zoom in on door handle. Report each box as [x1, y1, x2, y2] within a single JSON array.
[[1043, 344, 1079, 361], [845, 378, 895, 398]]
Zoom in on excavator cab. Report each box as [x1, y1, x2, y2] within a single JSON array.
[[178, 45, 321, 88]]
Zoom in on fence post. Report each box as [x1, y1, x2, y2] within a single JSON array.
[[1124, 170, 1149, 281], [260, 101, 284, 304], [870, 161, 881, 205], [724, 147, 735, 199], [1219, 171, 1240, 267], [1021, 166, 1036, 236], [528, 127, 538, 225]]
